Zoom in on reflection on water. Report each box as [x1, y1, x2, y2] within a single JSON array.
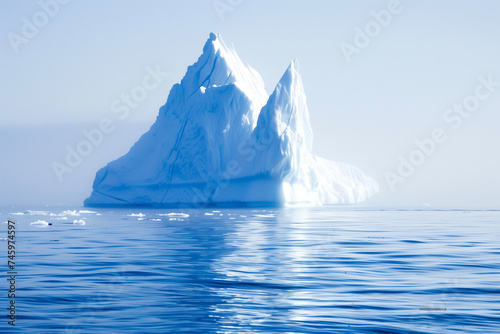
[[1, 207, 499, 333]]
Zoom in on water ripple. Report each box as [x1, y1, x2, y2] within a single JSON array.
[[0, 207, 498, 333]]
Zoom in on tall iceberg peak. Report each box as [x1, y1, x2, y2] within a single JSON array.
[[255, 60, 312, 147], [84, 33, 378, 207], [180, 32, 268, 119], [243, 60, 313, 183]]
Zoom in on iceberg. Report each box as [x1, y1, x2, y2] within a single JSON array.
[[84, 33, 378, 208]]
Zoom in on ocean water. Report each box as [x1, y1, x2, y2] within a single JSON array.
[[0, 207, 499, 334]]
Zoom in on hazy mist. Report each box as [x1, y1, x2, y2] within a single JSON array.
[[2, 0, 499, 208]]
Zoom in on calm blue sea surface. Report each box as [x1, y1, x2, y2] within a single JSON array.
[[1, 207, 499, 333]]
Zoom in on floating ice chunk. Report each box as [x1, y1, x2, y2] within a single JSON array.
[[79, 210, 97, 214], [127, 213, 146, 217], [158, 213, 189, 218], [26, 210, 49, 215], [31, 220, 51, 227], [204, 213, 214, 216], [59, 210, 80, 216], [9, 212, 24, 216], [73, 219, 86, 225], [150, 218, 161, 222]]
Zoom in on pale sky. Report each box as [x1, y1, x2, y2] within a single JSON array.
[[1, 0, 499, 207]]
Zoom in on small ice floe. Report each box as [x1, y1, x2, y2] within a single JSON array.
[[59, 210, 80, 216], [168, 218, 185, 221], [138, 218, 147, 221], [79, 210, 97, 214], [158, 213, 189, 218], [9, 212, 24, 216], [253, 214, 276, 218], [73, 219, 86, 225], [240, 215, 247, 218], [26, 210, 49, 215], [150, 218, 161, 222], [53, 217, 68, 220], [204, 213, 214, 216], [30, 220, 52, 227], [213, 210, 221, 213], [127, 213, 146, 217]]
